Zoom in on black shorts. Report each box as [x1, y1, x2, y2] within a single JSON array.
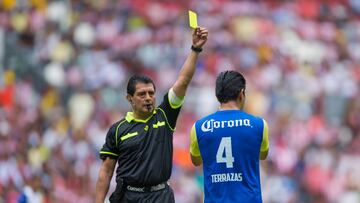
[[110, 184, 175, 203]]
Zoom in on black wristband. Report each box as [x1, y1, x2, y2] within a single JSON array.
[[191, 45, 202, 53]]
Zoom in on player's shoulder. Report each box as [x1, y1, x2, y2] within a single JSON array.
[[108, 118, 127, 131], [241, 111, 264, 121], [195, 112, 218, 124], [238, 111, 267, 130]]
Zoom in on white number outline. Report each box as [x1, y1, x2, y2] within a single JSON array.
[[216, 137, 235, 168]]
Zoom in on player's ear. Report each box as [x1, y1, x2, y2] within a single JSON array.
[[238, 89, 245, 101], [237, 89, 246, 110]]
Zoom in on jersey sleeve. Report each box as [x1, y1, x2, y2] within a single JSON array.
[[168, 88, 184, 108], [158, 89, 184, 131], [99, 124, 120, 160], [260, 119, 269, 152], [190, 124, 201, 157]]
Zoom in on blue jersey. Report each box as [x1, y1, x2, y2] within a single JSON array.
[[190, 110, 269, 203]]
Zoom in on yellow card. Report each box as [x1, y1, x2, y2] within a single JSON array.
[[188, 10, 198, 29]]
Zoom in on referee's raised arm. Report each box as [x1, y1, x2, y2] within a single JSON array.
[[171, 27, 208, 98]]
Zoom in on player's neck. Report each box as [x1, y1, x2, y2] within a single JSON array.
[[219, 101, 240, 111]]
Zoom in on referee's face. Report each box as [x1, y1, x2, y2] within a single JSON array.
[[129, 82, 156, 119]]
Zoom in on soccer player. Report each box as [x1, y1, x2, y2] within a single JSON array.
[[189, 70, 269, 203], [95, 27, 208, 203]]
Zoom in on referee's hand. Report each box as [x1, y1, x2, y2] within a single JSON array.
[[192, 27, 208, 49]]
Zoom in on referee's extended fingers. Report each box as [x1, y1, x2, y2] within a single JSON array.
[[197, 27, 207, 32], [200, 30, 208, 38], [200, 28, 208, 34]]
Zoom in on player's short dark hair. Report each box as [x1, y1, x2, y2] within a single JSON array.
[[127, 75, 156, 96], [215, 70, 246, 103]]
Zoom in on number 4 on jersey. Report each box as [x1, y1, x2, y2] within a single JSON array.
[[216, 137, 235, 168]]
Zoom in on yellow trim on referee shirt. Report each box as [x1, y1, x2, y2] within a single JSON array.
[[125, 111, 156, 123], [157, 107, 176, 132], [121, 132, 139, 141], [116, 120, 127, 146], [100, 151, 119, 157], [153, 121, 165, 128]]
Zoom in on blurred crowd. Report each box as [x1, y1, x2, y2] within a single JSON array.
[[1, 0, 360, 202]]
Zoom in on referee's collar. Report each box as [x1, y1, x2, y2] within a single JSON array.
[[125, 110, 156, 123]]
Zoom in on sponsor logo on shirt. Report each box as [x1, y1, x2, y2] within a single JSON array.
[[201, 119, 252, 132]]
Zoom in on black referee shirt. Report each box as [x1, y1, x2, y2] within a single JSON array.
[[99, 92, 181, 186]]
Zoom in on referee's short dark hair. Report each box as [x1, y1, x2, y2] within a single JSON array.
[[215, 70, 246, 103], [127, 75, 156, 96]]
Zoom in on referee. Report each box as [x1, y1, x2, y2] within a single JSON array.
[[190, 70, 269, 203], [95, 27, 208, 203]]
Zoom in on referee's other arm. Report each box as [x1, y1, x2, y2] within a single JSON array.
[[95, 157, 116, 203]]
